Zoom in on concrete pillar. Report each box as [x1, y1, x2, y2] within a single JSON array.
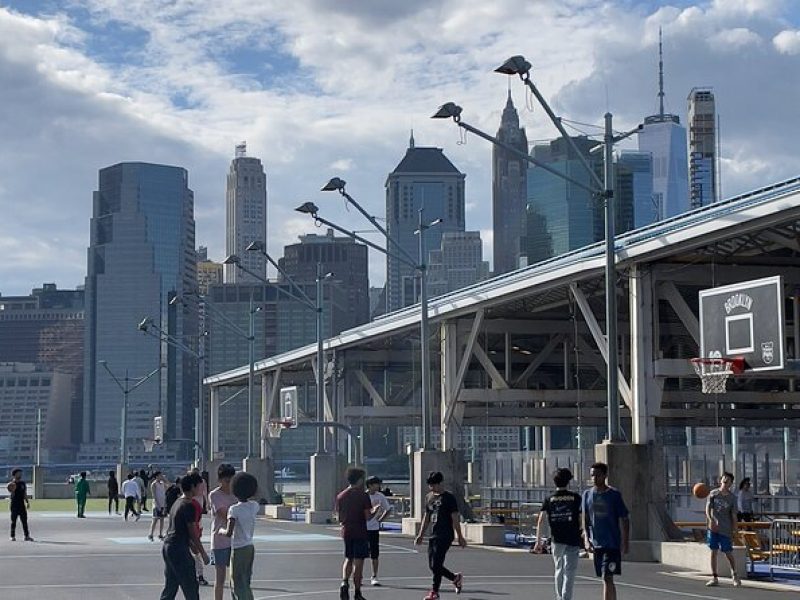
[[242, 457, 276, 504], [306, 452, 338, 524], [32, 466, 45, 499], [440, 321, 458, 451], [630, 265, 661, 444], [402, 449, 468, 535], [210, 387, 220, 460], [260, 376, 270, 460]]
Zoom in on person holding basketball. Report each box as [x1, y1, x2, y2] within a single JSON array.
[[705, 472, 741, 587], [7, 469, 33, 541]]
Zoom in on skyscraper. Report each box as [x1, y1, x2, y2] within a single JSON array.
[[385, 134, 466, 311], [638, 29, 689, 220], [427, 231, 490, 297], [492, 91, 528, 274], [83, 162, 198, 460], [687, 88, 718, 208], [225, 142, 267, 283], [279, 228, 369, 330], [617, 151, 655, 229]]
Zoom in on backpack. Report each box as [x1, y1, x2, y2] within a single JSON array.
[[165, 484, 181, 512]]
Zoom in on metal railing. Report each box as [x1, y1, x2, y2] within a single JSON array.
[[770, 519, 800, 578]]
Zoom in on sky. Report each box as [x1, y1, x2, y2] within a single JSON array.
[[1, 0, 799, 296]]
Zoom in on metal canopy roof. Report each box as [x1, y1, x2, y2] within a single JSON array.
[[205, 176, 800, 386]]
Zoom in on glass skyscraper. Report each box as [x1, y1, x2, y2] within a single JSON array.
[[617, 151, 655, 229], [688, 88, 718, 208], [385, 134, 465, 311], [83, 162, 198, 460]]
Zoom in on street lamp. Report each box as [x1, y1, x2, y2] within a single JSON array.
[[433, 55, 643, 441], [238, 242, 333, 454], [99, 359, 163, 465], [297, 187, 440, 450]]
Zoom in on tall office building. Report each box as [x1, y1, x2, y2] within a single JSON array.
[[638, 29, 689, 220], [83, 162, 198, 461], [385, 134, 466, 311], [197, 247, 223, 295], [428, 231, 490, 297], [225, 142, 267, 283], [687, 88, 718, 208], [279, 229, 369, 330], [617, 151, 655, 229], [492, 91, 529, 274]]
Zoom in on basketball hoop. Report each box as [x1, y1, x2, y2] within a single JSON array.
[[266, 420, 292, 439], [143, 438, 159, 453], [690, 357, 744, 394]]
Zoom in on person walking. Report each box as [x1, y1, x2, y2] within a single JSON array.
[[737, 477, 755, 522], [706, 472, 741, 587], [188, 467, 210, 586], [7, 469, 33, 541], [218, 472, 260, 600], [149, 471, 168, 541], [365, 475, 391, 586], [135, 470, 147, 513], [335, 468, 379, 600], [583, 462, 630, 600], [107, 471, 120, 515], [159, 471, 209, 600], [414, 471, 467, 600], [75, 471, 91, 518], [122, 472, 141, 521], [209, 464, 237, 600], [533, 468, 582, 600]]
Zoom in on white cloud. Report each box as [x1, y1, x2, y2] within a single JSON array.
[[773, 29, 800, 55], [708, 27, 763, 52], [329, 158, 355, 171]]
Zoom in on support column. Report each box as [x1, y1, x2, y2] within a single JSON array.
[[440, 321, 458, 451], [630, 265, 662, 443], [210, 386, 220, 461], [402, 449, 469, 535], [306, 452, 338, 524]]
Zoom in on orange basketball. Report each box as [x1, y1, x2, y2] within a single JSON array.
[[693, 482, 710, 499]]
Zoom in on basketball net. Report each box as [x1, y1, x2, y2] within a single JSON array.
[[143, 438, 158, 453], [267, 420, 290, 439], [690, 357, 741, 394]]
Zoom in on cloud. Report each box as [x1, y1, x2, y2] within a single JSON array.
[[773, 29, 800, 54], [0, 1, 799, 295]]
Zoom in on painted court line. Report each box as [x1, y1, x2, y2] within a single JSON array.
[[576, 576, 735, 600]]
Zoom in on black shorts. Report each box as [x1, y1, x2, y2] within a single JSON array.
[[343, 537, 370, 560], [593, 548, 622, 578], [367, 530, 380, 559]]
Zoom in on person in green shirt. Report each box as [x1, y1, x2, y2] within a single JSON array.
[[75, 471, 91, 518]]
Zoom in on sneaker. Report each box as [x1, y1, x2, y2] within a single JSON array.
[[424, 590, 440, 600], [453, 572, 463, 594], [340, 582, 349, 600], [134, 514, 141, 522], [354, 591, 366, 600], [24, 536, 33, 541], [158, 534, 165, 540], [732, 576, 742, 587], [9, 536, 15, 542], [706, 578, 719, 587], [198, 576, 209, 586], [147, 534, 154, 541], [370, 577, 381, 587]]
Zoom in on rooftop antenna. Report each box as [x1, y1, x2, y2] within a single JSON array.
[[658, 27, 665, 118]]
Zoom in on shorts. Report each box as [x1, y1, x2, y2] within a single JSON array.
[[367, 530, 380, 559], [152, 507, 167, 519], [593, 548, 622, 578], [343, 537, 370, 560], [212, 547, 232, 566], [707, 531, 733, 553]]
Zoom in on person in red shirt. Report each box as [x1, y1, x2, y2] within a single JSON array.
[[335, 468, 380, 600]]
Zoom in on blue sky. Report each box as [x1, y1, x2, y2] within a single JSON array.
[[1, 0, 799, 295]]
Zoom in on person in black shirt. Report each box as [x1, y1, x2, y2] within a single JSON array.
[[414, 471, 466, 600], [7, 468, 33, 541], [107, 471, 120, 515], [533, 468, 582, 600], [159, 472, 209, 600]]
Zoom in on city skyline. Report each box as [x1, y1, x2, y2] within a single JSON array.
[[1, 2, 800, 295]]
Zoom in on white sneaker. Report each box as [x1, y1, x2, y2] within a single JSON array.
[[370, 577, 380, 586], [732, 576, 742, 587], [705, 578, 718, 587]]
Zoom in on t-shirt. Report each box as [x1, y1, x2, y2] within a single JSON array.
[[542, 489, 582, 547], [75, 479, 90, 497], [425, 491, 458, 541], [582, 487, 629, 549], [151, 480, 167, 509], [367, 491, 391, 531], [707, 489, 737, 538], [737, 489, 754, 513], [335, 487, 372, 540], [164, 498, 197, 548], [227, 500, 260, 549], [209, 487, 237, 550], [9, 480, 26, 508], [107, 477, 119, 495], [121, 479, 140, 499]]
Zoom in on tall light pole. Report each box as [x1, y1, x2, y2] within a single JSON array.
[[99, 360, 162, 465], [433, 55, 642, 441], [239, 242, 333, 454], [296, 196, 440, 449]]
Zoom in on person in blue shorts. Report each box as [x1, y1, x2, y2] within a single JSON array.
[[705, 472, 741, 587], [582, 462, 629, 600]]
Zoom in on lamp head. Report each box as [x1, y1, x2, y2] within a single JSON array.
[[431, 102, 462, 120], [169, 295, 181, 306], [245, 240, 265, 252], [295, 202, 320, 217], [137, 317, 153, 332], [223, 254, 241, 265], [321, 177, 346, 192], [494, 55, 532, 76]]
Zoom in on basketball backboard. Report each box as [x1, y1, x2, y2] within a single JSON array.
[[698, 275, 785, 372], [279, 386, 298, 428], [153, 415, 163, 443]]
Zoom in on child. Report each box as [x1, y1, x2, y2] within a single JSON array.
[[218, 472, 259, 600]]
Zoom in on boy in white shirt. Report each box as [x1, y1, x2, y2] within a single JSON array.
[[365, 476, 391, 586], [218, 472, 260, 600], [148, 471, 168, 541]]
